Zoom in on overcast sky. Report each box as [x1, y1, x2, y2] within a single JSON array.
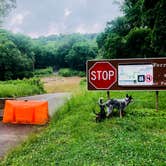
[[3, 0, 123, 38]]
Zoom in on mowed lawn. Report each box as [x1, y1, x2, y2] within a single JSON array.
[[0, 88, 166, 166]]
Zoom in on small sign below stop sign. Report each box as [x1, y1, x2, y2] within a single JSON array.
[[88, 62, 117, 90]]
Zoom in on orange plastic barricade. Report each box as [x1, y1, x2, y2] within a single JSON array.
[[3, 100, 49, 125]]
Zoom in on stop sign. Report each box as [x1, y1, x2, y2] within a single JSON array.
[[88, 62, 117, 90]]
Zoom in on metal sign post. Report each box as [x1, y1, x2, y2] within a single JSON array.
[[156, 91, 159, 112]]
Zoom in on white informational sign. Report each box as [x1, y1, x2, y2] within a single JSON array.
[[118, 64, 153, 86]]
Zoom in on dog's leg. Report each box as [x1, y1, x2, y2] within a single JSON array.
[[107, 105, 113, 118], [119, 109, 122, 118]]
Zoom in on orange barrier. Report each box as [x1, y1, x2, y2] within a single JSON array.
[[3, 100, 49, 125]]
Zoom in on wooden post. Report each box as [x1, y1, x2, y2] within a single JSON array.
[[156, 91, 159, 112], [107, 91, 110, 100]]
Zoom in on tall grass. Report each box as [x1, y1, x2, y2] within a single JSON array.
[[0, 78, 45, 97], [0, 88, 166, 165]]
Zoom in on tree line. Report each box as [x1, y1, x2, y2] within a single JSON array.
[[0, 30, 98, 80], [0, 0, 165, 81]]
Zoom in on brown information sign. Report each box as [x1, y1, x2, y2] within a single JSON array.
[[87, 58, 166, 91]]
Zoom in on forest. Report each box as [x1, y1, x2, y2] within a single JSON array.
[[0, 0, 165, 81], [0, 30, 98, 80]]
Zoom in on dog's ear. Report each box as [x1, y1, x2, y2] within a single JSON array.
[[98, 97, 104, 105], [126, 94, 129, 98]]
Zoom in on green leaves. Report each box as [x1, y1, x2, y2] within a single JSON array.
[[97, 0, 166, 59], [0, 30, 34, 80]]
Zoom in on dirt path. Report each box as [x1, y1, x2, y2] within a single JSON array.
[[0, 93, 70, 159], [41, 76, 82, 93]]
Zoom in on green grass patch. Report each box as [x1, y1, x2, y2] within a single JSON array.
[[34, 67, 54, 77], [0, 77, 45, 97], [0, 89, 166, 165], [58, 68, 85, 77]]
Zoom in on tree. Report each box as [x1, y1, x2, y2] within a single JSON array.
[[65, 42, 97, 71], [0, 0, 16, 25], [97, 0, 166, 59], [122, 0, 143, 28], [0, 33, 33, 80], [125, 28, 154, 58]]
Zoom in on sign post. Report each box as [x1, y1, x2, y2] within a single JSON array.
[[87, 58, 166, 111], [156, 91, 159, 112]]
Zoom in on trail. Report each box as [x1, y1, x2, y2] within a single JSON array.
[[0, 93, 70, 159]]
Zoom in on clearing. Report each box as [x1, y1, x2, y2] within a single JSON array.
[[41, 76, 82, 93]]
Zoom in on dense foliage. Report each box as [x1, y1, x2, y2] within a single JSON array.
[[97, 0, 166, 58], [0, 0, 165, 80], [34, 33, 97, 71], [1, 89, 166, 165], [0, 30, 98, 80]]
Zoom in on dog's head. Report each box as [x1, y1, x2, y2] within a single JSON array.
[[125, 94, 133, 103]]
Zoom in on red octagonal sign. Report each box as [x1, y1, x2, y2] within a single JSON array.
[[89, 62, 117, 90]]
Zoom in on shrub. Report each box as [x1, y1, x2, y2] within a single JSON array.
[[58, 68, 85, 77], [34, 67, 53, 77]]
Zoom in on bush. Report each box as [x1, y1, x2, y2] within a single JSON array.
[[0, 78, 45, 97], [34, 67, 53, 77], [58, 68, 85, 77]]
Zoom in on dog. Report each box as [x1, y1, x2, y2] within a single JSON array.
[[93, 97, 107, 122], [105, 94, 133, 118]]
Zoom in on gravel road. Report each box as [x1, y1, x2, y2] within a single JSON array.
[[0, 93, 70, 159]]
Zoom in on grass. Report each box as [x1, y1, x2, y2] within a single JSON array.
[[0, 78, 45, 97], [0, 87, 166, 165]]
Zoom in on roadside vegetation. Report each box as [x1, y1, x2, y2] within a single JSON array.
[[0, 78, 45, 97], [1, 86, 166, 165], [58, 68, 85, 77]]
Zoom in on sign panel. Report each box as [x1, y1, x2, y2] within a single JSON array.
[[87, 58, 166, 90], [118, 64, 153, 86]]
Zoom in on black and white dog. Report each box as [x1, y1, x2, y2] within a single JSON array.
[[93, 94, 133, 122], [105, 94, 133, 118]]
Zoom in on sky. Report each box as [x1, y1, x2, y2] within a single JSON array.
[[3, 0, 123, 38]]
